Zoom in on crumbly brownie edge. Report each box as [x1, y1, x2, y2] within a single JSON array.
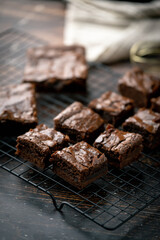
[[94, 140, 143, 169], [53, 166, 107, 190], [51, 152, 107, 189], [118, 83, 148, 107], [16, 138, 50, 169], [94, 128, 143, 169], [123, 121, 160, 150], [50, 145, 108, 189], [54, 122, 104, 143]]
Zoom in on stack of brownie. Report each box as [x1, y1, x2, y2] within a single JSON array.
[[2, 44, 160, 190]]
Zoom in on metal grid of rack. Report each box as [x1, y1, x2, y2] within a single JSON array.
[[0, 29, 160, 231]]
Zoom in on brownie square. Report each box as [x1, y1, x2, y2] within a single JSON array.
[[151, 96, 160, 113], [0, 83, 38, 135], [54, 101, 104, 143], [16, 124, 70, 169], [123, 108, 160, 150], [118, 67, 160, 107], [50, 141, 108, 189], [23, 45, 88, 91], [94, 124, 143, 169], [88, 91, 134, 127]]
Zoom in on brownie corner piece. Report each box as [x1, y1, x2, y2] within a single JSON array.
[[0, 83, 38, 135], [23, 45, 88, 91], [54, 101, 104, 143], [94, 124, 143, 169], [16, 124, 70, 169], [118, 67, 160, 107], [50, 141, 108, 189], [88, 91, 134, 126], [123, 108, 160, 150]]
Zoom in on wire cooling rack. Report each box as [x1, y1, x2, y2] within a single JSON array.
[[0, 28, 160, 231]]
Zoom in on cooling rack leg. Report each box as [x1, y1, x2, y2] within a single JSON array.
[[47, 192, 62, 210]]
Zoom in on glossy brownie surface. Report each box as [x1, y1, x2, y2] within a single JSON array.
[[50, 141, 108, 189], [24, 45, 88, 89], [123, 108, 160, 149], [123, 108, 160, 134], [54, 101, 104, 142], [17, 124, 69, 150], [89, 91, 134, 126], [0, 83, 37, 134], [94, 124, 143, 168], [118, 68, 160, 107], [16, 124, 70, 168], [119, 68, 160, 93], [0, 83, 37, 123], [51, 141, 106, 171]]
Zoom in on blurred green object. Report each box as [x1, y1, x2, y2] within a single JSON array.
[[130, 41, 160, 76]]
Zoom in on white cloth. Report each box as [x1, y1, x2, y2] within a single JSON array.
[[64, 0, 160, 63]]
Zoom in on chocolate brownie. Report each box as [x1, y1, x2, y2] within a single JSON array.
[[23, 45, 88, 91], [151, 96, 160, 113], [16, 124, 70, 169], [0, 83, 37, 135], [88, 91, 134, 126], [54, 102, 104, 143], [123, 108, 160, 150], [94, 124, 143, 169], [118, 67, 160, 107], [50, 141, 108, 189]]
